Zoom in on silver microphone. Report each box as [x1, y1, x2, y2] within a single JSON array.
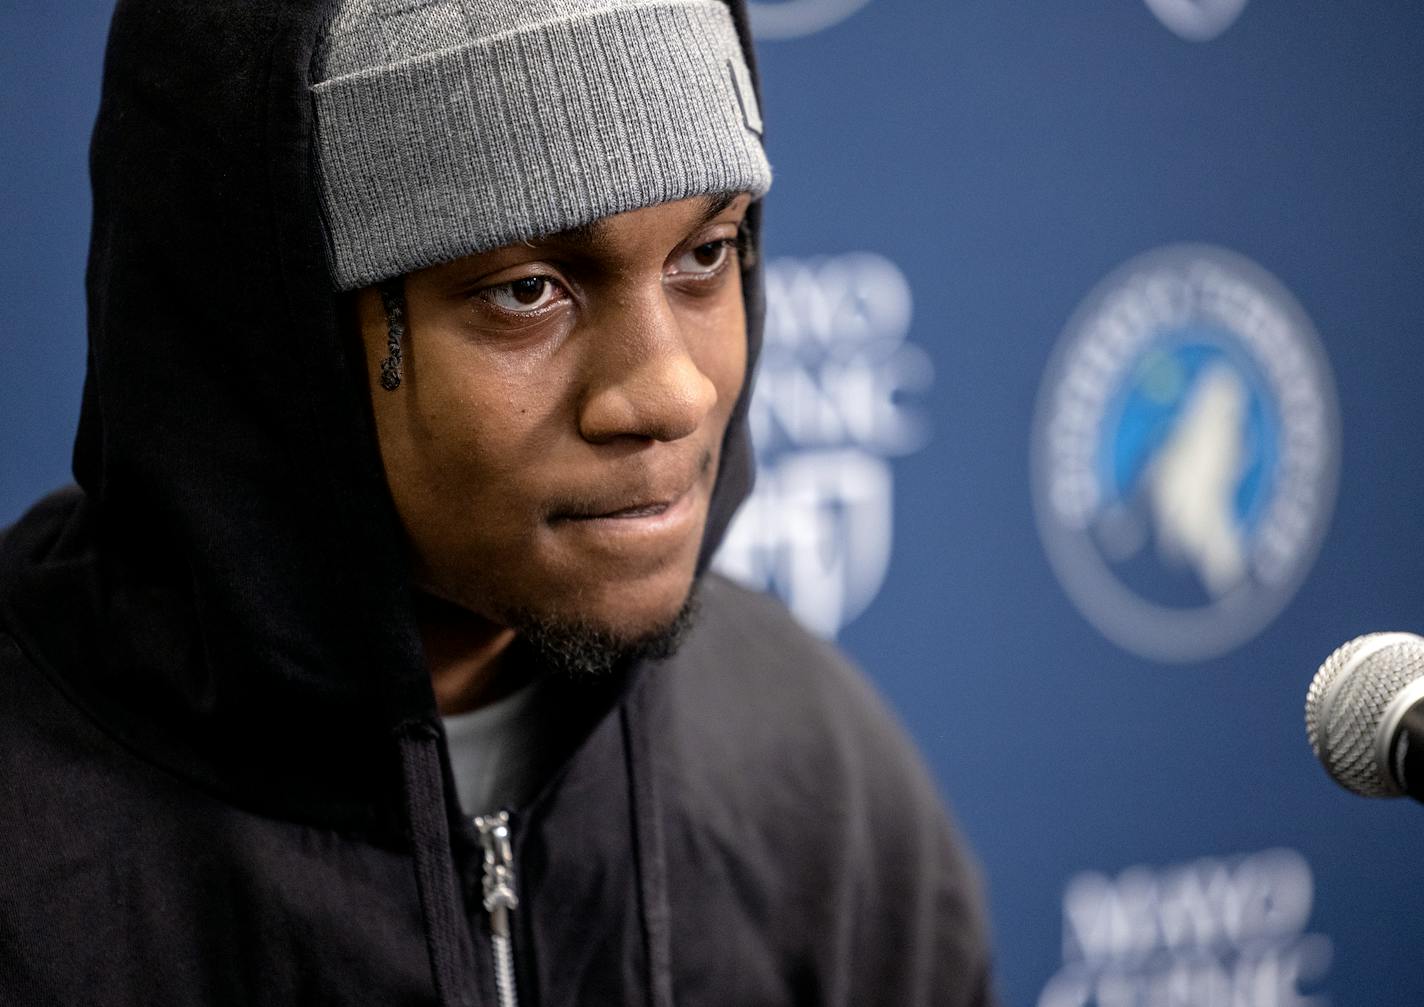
[[1305, 632, 1424, 800]]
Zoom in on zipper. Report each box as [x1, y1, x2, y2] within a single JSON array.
[[473, 811, 520, 1007]]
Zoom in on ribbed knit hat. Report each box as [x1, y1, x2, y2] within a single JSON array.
[[312, 0, 772, 291]]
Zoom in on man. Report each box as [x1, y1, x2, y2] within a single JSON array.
[[0, 1, 994, 1003]]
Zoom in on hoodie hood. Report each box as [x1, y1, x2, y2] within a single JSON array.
[[0, 0, 765, 833]]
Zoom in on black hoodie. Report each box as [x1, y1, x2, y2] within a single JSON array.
[[0, 2, 994, 1004]]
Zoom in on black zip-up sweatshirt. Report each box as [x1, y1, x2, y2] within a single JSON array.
[[0, 2, 995, 1003]]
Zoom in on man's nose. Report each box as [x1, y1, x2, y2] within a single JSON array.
[[577, 289, 719, 444]]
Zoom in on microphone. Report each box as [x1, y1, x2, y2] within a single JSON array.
[[1306, 632, 1424, 802]]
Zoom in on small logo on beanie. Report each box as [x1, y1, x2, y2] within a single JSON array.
[[728, 60, 764, 136]]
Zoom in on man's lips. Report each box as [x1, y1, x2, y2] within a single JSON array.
[[546, 452, 712, 524], [540, 452, 715, 569], [584, 501, 674, 520], [549, 486, 690, 524], [543, 484, 699, 564]]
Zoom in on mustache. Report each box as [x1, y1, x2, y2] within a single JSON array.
[[545, 449, 713, 520]]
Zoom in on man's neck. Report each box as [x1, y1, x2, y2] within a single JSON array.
[[413, 591, 526, 715]]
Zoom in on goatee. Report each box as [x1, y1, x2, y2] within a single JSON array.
[[508, 586, 702, 678]]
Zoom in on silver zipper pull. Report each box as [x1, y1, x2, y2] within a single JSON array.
[[473, 811, 520, 1007]]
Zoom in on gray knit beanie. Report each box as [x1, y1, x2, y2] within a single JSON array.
[[313, 0, 772, 291]]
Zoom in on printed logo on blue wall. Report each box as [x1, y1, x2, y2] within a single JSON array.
[[1031, 245, 1339, 663], [715, 252, 931, 638], [1038, 848, 1333, 1006], [748, 0, 873, 40], [1143, 0, 1249, 42]]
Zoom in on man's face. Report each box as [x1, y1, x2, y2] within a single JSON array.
[[356, 193, 750, 651]]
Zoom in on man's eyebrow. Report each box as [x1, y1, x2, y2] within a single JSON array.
[[556, 192, 745, 245], [692, 190, 742, 229]]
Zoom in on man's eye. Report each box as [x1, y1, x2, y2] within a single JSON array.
[[670, 240, 734, 277], [478, 276, 562, 313]]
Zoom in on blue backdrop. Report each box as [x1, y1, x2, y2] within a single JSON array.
[[5, 3, 1423, 1003]]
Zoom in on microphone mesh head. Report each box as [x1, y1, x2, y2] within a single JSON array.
[[1305, 633, 1424, 797]]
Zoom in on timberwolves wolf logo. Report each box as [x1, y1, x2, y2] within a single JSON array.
[[747, 0, 873, 39], [1031, 246, 1339, 662], [1143, 0, 1249, 41]]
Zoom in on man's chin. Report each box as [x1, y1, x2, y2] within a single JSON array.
[[504, 586, 702, 678]]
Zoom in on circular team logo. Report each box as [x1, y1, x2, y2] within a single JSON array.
[[1143, 0, 1249, 42], [1031, 245, 1340, 662], [747, 0, 873, 40]]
